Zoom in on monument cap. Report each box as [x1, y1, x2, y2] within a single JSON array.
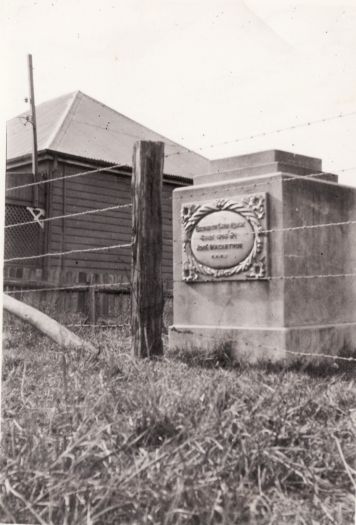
[[195, 149, 337, 185]]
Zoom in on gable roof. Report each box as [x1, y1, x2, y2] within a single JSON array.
[[6, 91, 210, 177]]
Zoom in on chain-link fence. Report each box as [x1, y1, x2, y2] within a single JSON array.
[[4, 204, 44, 266]]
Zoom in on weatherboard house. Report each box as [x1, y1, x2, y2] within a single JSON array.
[[5, 91, 210, 289]]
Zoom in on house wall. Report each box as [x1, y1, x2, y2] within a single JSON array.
[[5, 165, 48, 208], [4, 154, 191, 317], [46, 158, 188, 287]]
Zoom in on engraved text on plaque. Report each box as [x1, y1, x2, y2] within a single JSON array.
[[181, 194, 268, 282]]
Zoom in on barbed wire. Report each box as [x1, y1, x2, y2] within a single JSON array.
[[3, 277, 174, 295], [4, 281, 131, 295], [168, 272, 356, 282], [4, 271, 356, 298], [5, 203, 132, 230], [11, 107, 356, 163], [3, 296, 355, 363], [5, 160, 354, 195], [170, 218, 356, 240], [31, 106, 351, 164], [164, 110, 356, 158], [4, 108, 356, 367], [64, 326, 356, 363], [201, 163, 356, 181], [5, 110, 356, 193], [5, 163, 351, 231], [5, 192, 356, 236], [171, 273, 356, 282], [166, 165, 356, 203], [5, 149, 356, 204], [66, 322, 130, 329], [5, 164, 355, 232], [5, 163, 127, 192], [254, 342, 356, 363], [71, 320, 356, 330], [265, 219, 356, 235], [4, 242, 132, 264], [3, 312, 355, 362], [68, 118, 207, 160], [5, 162, 194, 192], [260, 272, 356, 281], [69, 119, 144, 141], [3, 280, 174, 296], [285, 350, 356, 363], [69, 118, 207, 163]]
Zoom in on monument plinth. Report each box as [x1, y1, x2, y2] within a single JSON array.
[[169, 150, 356, 362]]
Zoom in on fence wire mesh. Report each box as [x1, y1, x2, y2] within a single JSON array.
[[4, 204, 44, 265]]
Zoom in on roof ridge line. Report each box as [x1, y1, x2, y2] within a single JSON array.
[[78, 91, 210, 162], [46, 91, 80, 150]]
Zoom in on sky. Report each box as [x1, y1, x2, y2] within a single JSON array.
[[1, 0, 356, 186]]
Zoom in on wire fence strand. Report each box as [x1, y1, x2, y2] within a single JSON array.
[[4, 242, 132, 264], [4, 164, 355, 232], [6, 110, 356, 192], [164, 110, 356, 158], [4, 282, 131, 295], [4, 114, 356, 368], [65, 322, 130, 329], [4, 196, 356, 236], [57, 323, 356, 365], [6, 163, 127, 192], [4, 272, 356, 296], [5, 203, 132, 230], [165, 165, 356, 201], [254, 342, 356, 363], [200, 164, 356, 181]]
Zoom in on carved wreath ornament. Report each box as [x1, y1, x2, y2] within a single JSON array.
[[181, 194, 267, 282]]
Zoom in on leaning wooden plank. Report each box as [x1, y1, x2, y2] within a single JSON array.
[[3, 294, 97, 353]]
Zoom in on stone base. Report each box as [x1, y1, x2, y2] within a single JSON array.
[[169, 324, 356, 363]]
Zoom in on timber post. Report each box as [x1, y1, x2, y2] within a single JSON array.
[[27, 54, 39, 208], [88, 275, 96, 329], [131, 141, 164, 358]]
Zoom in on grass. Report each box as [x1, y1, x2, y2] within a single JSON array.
[[1, 314, 356, 524]]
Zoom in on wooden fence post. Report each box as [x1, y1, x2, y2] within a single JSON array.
[[88, 275, 96, 328], [131, 141, 164, 358]]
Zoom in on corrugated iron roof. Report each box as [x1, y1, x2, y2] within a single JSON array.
[[6, 91, 210, 177]]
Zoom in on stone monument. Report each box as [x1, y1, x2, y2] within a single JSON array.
[[169, 150, 356, 361]]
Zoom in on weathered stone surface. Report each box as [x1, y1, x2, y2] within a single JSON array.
[[190, 209, 255, 269], [211, 150, 322, 172], [169, 324, 356, 362], [171, 174, 285, 331], [169, 150, 356, 361], [195, 149, 337, 185], [181, 193, 268, 282]]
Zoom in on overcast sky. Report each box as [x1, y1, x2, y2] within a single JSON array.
[[1, 0, 356, 185]]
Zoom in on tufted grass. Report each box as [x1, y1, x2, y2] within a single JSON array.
[[1, 315, 356, 524]]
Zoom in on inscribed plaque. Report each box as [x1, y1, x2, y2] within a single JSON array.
[[181, 193, 268, 282]]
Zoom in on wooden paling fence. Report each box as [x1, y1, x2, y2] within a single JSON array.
[[4, 268, 129, 315]]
